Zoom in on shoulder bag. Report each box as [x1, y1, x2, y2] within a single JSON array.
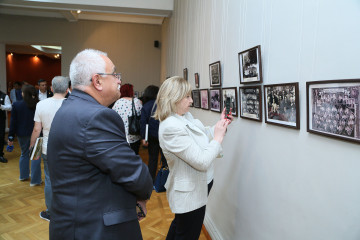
[[128, 98, 141, 135]]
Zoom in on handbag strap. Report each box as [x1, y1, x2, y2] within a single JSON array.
[[131, 97, 137, 116]]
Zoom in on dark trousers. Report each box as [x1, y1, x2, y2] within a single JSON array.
[[166, 180, 213, 240], [130, 140, 141, 155], [148, 136, 167, 182], [0, 118, 5, 157]]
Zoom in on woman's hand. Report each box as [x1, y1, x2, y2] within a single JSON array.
[[221, 107, 234, 123], [213, 119, 230, 144]]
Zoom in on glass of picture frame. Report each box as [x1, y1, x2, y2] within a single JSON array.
[[192, 89, 200, 108], [307, 79, 360, 144], [209, 61, 221, 87], [238, 45, 262, 84], [264, 82, 300, 129], [200, 89, 209, 110], [183, 68, 188, 80], [209, 88, 221, 113], [239, 85, 262, 121], [195, 73, 199, 88], [221, 87, 238, 117]]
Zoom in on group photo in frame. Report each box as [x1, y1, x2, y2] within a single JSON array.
[[200, 89, 209, 110], [210, 88, 221, 112], [264, 82, 300, 129], [307, 79, 360, 144], [238, 45, 262, 84], [192, 89, 200, 108], [209, 61, 221, 87], [195, 73, 199, 88], [239, 85, 262, 121], [183, 68, 188, 80], [221, 87, 238, 117]]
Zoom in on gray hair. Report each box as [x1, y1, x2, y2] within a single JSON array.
[[51, 76, 69, 94], [69, 49, 107, 89]]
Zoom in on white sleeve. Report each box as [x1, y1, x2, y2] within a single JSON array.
[[1, 95, 12, 111]]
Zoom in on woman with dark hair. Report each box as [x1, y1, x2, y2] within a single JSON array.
[[112, 83, 142, 154], [140, 85, 168, 182], [8, 85, 41, 186]]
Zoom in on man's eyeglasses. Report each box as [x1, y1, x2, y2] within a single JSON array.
[[91, 72, 122, 81]]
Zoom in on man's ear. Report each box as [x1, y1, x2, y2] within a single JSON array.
[[50, 86, 54, 92], [91, 74, 103, 91]]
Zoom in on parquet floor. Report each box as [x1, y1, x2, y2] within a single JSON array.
[[0, 140, 208, 240]]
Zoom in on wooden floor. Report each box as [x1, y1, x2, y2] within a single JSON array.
[[0, 140, 208, 240]]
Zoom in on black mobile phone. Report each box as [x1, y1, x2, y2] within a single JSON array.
[[136, 202, 146, 219], [225, 97, 231, 117]]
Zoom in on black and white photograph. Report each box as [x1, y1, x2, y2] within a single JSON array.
[[183, 68, 188, 80], [238, 45, 262, 84], [195, 73, 199, 88], [200, 89, 209, 110], [239, 86, 262, 121], [192, 89, 200, 108], [307, 79, 360, 144], [264, 82, 299, 129], [209, 61, 221, 87], [221, 87, 238, 117], [210, 88, 221, 112]]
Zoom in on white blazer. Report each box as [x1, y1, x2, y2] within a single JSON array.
[[159, 112, 222, 214]]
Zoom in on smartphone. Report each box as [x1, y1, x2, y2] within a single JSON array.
[[136, 202, 146, 220], [225, 97, 231, 118]]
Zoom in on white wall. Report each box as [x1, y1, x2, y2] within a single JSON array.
[[164, 0, 360, 239], [0, 14, 162, 92]]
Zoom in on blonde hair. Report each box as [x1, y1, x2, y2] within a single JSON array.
[[154, 76, 192, 121]]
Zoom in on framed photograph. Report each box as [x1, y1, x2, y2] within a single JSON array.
[[221, 87, 238, 117], [192, 90, 200, 108], [200, 89, 209, 110], [238, 45, 262, 84], [195, 73, 199, 88], [264, 82, 300, 129], [209, 61, 221, 87], [210, 88, 221, 113], [307, 79, 360, 144], [183, 68, 188, 80], [239, 86, 262, 121]]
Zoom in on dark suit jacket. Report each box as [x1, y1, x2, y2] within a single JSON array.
[[47, 89, 153, 240]]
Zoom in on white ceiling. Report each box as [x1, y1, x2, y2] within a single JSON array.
[[1, 0, 173, 57]]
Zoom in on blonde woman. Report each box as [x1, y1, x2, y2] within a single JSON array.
[[155, 76, 232, 240]]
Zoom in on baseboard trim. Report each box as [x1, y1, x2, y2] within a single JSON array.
[[204, 215, 223, 240]]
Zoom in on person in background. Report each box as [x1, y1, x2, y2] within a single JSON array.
[[10, 81, 23, 103], [0, 88, 12, 163], [155, 76, 232, 240], [112, 83, 142, 154], [8, 85, 41, 186], [47, 49, 153, 240], [140, 85, 167, 182], [65, 78, 72, 98], [30, 76, 69, 222], [38, 79, 53, 101]]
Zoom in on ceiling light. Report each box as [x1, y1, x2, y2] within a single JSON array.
[[77, 10, 81, 14], [10, 53, 13, 56]]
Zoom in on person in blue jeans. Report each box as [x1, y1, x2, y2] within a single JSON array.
[[8, 84, 40, 186], [30, 76, 69, 221]]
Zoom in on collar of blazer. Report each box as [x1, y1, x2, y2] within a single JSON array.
[[173, 112, 204, 135]]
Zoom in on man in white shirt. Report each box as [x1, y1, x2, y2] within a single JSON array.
[[0, 90, 12, 163], [38, 79, 54, 101], [30, 76, 69, 221]]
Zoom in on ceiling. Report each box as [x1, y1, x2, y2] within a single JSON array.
[[1, 0, 173, 58]]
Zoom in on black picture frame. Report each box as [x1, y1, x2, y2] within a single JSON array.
[[264, 82, 300, 129], [192, 90, 200, 108], [221, 87, 238, 117], [238, 45, 262, 84], [209, 61, 221, 87], [183, 68, 188, 80], [195, 73, 199, 88], [200, 89, 209, 110], [210, 88, 221, 113], [239, 85, 262, 121], [307, 79, 360, 144]]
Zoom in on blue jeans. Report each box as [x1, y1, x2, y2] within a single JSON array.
[[18, 136, 42, 184], [42, 154, 52, 214]]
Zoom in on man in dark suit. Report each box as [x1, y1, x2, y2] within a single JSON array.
[[47, 49, 153, 240]]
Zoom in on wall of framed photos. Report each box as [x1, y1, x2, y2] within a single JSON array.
[[162, 0, 360, 240]]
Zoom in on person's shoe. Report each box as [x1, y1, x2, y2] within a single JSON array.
[[30, 181, 43, 187], [0, 157, 7, 163], [39, 211, 50, 221]]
